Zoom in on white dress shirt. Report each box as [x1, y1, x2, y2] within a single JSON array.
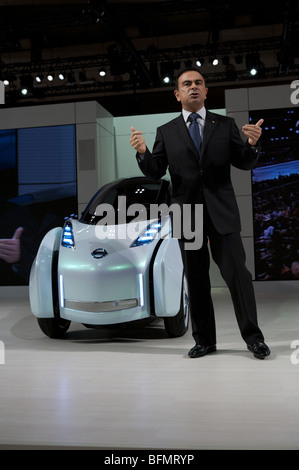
[[182, 107, 206, 140]]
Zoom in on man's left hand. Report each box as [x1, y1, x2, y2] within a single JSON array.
[[242, 118, 264, 146]]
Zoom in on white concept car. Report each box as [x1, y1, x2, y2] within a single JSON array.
[[29, 177, 189, 339]]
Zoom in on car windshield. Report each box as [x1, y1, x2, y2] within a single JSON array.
[[80, 178, 169, 225]]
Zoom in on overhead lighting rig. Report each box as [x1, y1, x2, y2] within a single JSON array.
[[1, 35, 298, 103]]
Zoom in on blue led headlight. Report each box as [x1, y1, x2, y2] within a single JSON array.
[[131, 221, 162, 247], [61, 220, 75, 248]]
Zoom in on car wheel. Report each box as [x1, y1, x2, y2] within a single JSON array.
[[37, 317, 71, 338], [164, 273, 189, 337]]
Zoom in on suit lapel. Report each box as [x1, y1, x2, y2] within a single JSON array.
[[201, 111, 218, 158], [173, 112, 219, 164], [175, 114, 200, 160]]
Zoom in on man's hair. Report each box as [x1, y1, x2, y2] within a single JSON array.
[[175, 68, 206, 89]]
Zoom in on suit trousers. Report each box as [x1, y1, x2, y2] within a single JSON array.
[[179, 206, 265, 346]]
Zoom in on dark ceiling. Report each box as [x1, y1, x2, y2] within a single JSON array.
[[0, 0, 298, 115]]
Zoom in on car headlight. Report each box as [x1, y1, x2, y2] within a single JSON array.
[[130, 221, 162, 247], [61, 220, 75, 248]]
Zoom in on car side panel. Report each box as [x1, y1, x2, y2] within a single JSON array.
[[29, 227, 62, 318], [153, 238, 183, 317]]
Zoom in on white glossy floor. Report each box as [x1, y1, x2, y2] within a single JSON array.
[[0, 281, 298, 450]]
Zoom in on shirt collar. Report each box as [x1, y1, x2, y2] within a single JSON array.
[[182, 107, 206, 123]]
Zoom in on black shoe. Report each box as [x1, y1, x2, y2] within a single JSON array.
[[247, 342, 271, 360], [188, 344, 216, 358]]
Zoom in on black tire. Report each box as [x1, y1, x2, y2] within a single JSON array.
[[37, 317, 71, 338], [164, 273, 189, 337]]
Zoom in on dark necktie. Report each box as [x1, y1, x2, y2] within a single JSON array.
[[188, 112, 201, 157]]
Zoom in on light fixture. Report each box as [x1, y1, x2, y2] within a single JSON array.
[[1, 73, 17, 87], [160, 62, 174, 85], [20, 75, 33, 95], [98, 68, 106, 77], [35, 73, 43, 83], [47, 71, 54, 81], [211, 57, 219, 66], [246, 52, 262, 77], [58, 72, 65, 80], [196, 58, 204, 67]]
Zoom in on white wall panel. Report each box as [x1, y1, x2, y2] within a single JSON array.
[[76, 123, 98, 206], [236, 195, 254, 237], [248, 84, 296, 110], [225, 88, 249, 112], [0, 103, 76, 129]]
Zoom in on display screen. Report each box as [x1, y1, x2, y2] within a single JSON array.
[[251, 107, 299, 281], [0, 129, 17, 199], [0, 125, 77, 286]]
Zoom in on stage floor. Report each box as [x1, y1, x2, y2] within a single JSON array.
[[0, 281, 298, 450]]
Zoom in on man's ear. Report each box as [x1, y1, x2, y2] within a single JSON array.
[[174, 89, 180, 102]]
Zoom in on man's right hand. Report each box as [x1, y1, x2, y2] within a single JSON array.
[[130, 126, 147, 155]]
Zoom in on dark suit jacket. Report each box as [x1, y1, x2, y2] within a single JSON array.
[[137, 110, 260, 234]]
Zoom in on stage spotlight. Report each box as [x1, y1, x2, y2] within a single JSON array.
[[246, 52, 262, 77], [1, 74, 16, 86], [58, 72, 65, 80], [47, 71, 54, 81], [196, 58, 204, 67], [211, 57, 219, 66], [20, 75, 33, 95], [35, 73, 43, 83], [160, 62, 174, 85], [98, 68, 106, 77]]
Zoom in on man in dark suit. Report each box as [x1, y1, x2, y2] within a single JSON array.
[[130, 68, 270, 360]]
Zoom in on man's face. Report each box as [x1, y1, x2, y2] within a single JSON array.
[[174, 71, 208, 112]]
